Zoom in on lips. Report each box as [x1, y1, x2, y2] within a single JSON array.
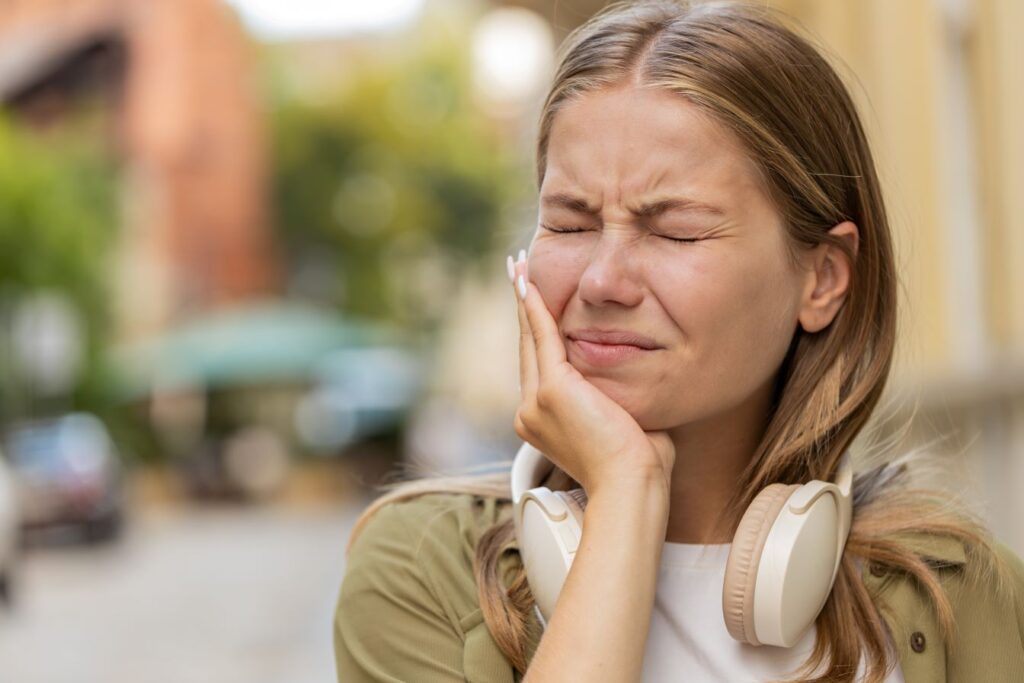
[[565, 329, 661, 350]]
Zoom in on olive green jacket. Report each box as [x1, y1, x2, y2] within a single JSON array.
[[333, 492, 1024, 682]]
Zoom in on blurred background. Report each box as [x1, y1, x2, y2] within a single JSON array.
[[0, 0, 1019, 681]]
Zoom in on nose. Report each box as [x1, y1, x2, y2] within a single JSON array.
[[577, 230, 644, 308]]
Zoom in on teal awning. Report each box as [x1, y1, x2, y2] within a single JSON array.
[[110, 300, 409, 398]]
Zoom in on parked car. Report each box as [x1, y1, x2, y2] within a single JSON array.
[[0, 451, 19, 604], [5, 413, 125, 543]]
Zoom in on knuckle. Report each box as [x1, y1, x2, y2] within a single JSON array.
[[535, 385, 556, 410], [513, 411, 530, 440], [516, 398, 542, 426]]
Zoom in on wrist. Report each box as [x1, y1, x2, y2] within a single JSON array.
[[587, 461, 670, 502], [586, 471, 670, 513]]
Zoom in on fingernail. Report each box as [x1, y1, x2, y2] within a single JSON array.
[[516, 274, 527, 300], [517, 248, 526, 265], [506, 254, 515, 282]]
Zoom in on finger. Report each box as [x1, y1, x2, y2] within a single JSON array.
[[517, 274, 567, 380], [516, 289, 539, 398], [511, 255, 538, 399]]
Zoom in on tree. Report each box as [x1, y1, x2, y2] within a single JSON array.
[[0, 113, 117, 425], [266, 7, 533, 331]]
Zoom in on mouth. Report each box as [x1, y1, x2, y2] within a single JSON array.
[[566, 329, 662, 350], [565, 329, 662, 367]]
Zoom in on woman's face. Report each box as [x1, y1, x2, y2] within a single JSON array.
[[529, 84, 808, 432]]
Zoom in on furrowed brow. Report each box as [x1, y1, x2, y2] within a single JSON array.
[[541, 193, 600, 215], [541, 192, 725, 217], [626, 197, 726, 218]]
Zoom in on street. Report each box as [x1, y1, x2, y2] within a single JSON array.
[[0, 498, 366, 683]]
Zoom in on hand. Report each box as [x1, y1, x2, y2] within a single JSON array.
[[508, 251, 676, 499]]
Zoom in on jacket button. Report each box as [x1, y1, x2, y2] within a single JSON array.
[[910, 631, 926, 653], [869, 562, 885, 577]]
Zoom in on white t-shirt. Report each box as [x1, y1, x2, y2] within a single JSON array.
[[641, 542, 905, 682]]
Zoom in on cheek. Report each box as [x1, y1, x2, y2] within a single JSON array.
[[730, 246, 802, 340], [527, 239, 588, 320], [649, 248, 799, 380]]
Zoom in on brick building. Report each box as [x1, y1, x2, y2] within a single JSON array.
[[0, 0, 279, 342]]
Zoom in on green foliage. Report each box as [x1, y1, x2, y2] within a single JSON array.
[[266, 12, 533, 329], [0, 113, 118, 425], [0, 116, 114, 297]]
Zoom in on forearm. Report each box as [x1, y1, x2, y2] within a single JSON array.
[[524, 477, 669, 682]]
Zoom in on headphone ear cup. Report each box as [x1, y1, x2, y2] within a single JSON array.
[[723, 483, 800, 645]]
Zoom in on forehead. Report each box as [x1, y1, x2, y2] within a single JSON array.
[[542, 85, 765, 211]]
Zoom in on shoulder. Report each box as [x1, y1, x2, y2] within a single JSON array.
[[936, 539, 1024, 616], [872, 533, 1024, 679], [334, 491, 523, 682], [882, 532, 1024, 616], [944, 540, 1024, 676], [340, 490, 517, 628], [985, 541, 1024, 629], [348, 491, 515, 567], [993, 539, 1024, 587]]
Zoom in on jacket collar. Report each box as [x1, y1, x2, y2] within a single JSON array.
[[885, 532, 967, 566]]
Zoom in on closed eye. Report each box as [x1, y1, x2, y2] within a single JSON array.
[[540, 224, 702, 244]]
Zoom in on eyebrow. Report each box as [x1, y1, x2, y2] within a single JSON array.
[[541, 192, 726, 217]]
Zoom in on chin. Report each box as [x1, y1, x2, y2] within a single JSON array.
[[586, 377, 659, 422]]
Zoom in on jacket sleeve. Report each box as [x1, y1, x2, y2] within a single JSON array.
[[333, 501, 467, 683]]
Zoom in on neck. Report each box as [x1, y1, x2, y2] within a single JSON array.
[[663, 379, 775, 544]]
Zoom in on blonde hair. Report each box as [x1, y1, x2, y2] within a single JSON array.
[[348, 2, 1011, 681]]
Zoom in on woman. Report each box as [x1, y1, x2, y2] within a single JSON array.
[[333, 1, 1024, 681]]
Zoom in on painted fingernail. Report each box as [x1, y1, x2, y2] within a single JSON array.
[[516, 274, 527, 300], [517, 248, 526, 265], [506, 254, 515, 282]]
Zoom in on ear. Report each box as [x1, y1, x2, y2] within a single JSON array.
[[797, 221, 859, 334]]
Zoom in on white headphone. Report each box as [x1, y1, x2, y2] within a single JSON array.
[[510, 442, 853, 647]]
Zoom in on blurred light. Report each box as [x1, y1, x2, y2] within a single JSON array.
[[221, 426, 291, 499], [471, 7, 554, 115], [294, 389, 358, 452], [11, 292, 82, 396], [225, 0, 426, 41]]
